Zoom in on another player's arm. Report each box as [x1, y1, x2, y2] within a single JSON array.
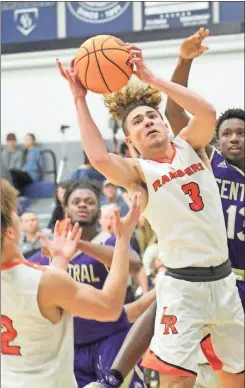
[[124, 288, 155, 323], [40, 236, 130, 321], [164, 28, 213, 157], [77, 240, 142, 274], [40, 194, 141, 321], [111, 301, 156, 378]]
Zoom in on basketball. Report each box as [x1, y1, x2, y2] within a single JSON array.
[[74, 35, 133, 94]]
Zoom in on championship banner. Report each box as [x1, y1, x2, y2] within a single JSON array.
[[1, 1, 57, 44], [142, 1, 212, 30], [66, 2, 133, 38]]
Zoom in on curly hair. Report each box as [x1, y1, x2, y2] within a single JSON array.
[[104, 81, 162, 134], [216, 108, 245, 138], [1, 179, 18, 249]]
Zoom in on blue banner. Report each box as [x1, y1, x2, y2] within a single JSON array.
[[1, 1, 57, 44], [66, 2, 133, 38], [219, 2, 244, 23], [142, 1, 212, 30]]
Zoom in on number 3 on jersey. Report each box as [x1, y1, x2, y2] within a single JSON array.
[[182, 182, 204, 212], [1, 315, 21, 355]]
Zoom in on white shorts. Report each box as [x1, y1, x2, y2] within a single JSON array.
[[142, 271, 244, 377]]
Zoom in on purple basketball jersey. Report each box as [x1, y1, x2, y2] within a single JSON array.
[[28, 232, 130, 345], [210, 148, 245, 270]]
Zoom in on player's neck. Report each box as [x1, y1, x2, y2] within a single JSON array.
[[232, 160, 245, 171], [142, 141, 174, 161], [1, 243, 25, 264], [78, 224, 98, 242]]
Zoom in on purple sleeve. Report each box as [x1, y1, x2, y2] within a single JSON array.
[[27, 250, 50, 266]]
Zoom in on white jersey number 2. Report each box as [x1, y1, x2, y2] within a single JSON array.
[[1, 315, 21, 356]]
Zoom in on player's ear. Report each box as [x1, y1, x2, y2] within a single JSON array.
[[125, 136, 132, 146]]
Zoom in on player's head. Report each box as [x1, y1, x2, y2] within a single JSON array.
[[100, 203, 118, 234], [21, 212, 39, 234], [64, 180, 101, 228], [104, 83, 169, 157], [1, 179, 20, 251], [216, 108, 244, 165]]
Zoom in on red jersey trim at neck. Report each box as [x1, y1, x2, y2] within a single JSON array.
[[1, 259, 43, 271], [153, 142, 176, 164]]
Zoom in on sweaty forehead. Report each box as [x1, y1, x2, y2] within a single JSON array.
[[220, 118, 244, 131], [69, 188, 98, 203]]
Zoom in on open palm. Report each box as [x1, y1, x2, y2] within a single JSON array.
[[180, 27, 209, 59], [39, 219, 82, 261]]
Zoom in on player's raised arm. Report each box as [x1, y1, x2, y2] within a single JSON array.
[[165, 28, 209, 135], [129, 40, 216, 151], [57, 59, 139, 190], [40, 193, 141, 322]]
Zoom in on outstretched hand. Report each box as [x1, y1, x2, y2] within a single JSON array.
[[126, 43, 156, 85], [113, 192, 141, 239], [179, 27, 209, 60], [56, 58, 87, 100], [39, 219, 82, 261]]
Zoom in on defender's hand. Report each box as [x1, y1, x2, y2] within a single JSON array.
[[179, 27, 209, 60]]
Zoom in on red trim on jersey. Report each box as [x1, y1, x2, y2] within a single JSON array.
[[142, 348, 197, 377], [153, 142, 176, 164], [1, 259, 44, 271]]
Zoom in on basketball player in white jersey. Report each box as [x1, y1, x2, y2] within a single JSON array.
[[57, 45, 244, 388], [1, 179, 141, 388]]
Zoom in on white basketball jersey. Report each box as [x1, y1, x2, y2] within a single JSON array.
[[1, 260, 77, 388], [138, 136, 228, 268]]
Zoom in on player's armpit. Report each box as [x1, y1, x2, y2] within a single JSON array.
[[38, 269, 124, 322], [179, 113, 216, 151]]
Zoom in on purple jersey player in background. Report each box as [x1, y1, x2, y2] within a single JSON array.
[[163, 27, 245, 309], [28, 180, 146, 388]]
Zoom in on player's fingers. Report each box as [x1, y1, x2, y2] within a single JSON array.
[[129, 49, 143, 59], [53, 220, 60, 239], [199, 46, 209, 54], [126, 44, 142, 52], [38, 232, 49, 247], [70, 222, 80, 240], [65, 69, 74, 84], [56, 58, 67, 79], [74, 227, 83, 245], [61, 219, 71, 238]]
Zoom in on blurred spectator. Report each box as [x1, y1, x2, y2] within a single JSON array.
[[2, 133, 24, 171], [47, 181, 71, 231], [1, 156, 13, 184], [10, 133, 42, 191], [136, 216, 156, 256], [72, 151, 105, 183], [100, 180, 129, 217], [20, 212, 52, 258]]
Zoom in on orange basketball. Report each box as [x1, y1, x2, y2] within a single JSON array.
[[74, 35, 133, 94]]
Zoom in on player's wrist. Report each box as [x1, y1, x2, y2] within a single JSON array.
[[178, 56, 193, 64], [51, 255, 68, 269]]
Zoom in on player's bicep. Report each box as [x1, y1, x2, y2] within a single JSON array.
[[179, 115, 216, 150], [93, 153, 139, 189], [50, 270, 117, 321]]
